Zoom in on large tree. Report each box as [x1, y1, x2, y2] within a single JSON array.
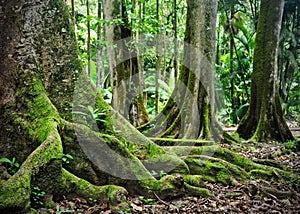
[[139, 0, 219, 140], [0, 0, 297, 212], [237, 0, 294, 142]]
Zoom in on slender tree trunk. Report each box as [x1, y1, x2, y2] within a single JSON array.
[[86, 0, 91, 78], [96, 0, 102, 88], [237, 0, 294, 142], [173, 0, 179, 81], [102, 0, 127, 115], [70, 0, 75, 25], [155, 0, 162, 115], [229, 5, 236, 124]]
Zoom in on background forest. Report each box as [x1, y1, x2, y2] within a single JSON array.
[[71, 0, 299, 126]]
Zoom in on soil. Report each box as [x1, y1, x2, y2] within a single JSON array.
[[38, 128, 300, 214]]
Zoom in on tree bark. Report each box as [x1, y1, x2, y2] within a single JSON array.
[[237, 0, 294, 142], [102, 0, 127, 115], [140, 0, 219, 140]]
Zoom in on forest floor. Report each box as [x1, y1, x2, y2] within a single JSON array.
[[41, 126, 300, 214]]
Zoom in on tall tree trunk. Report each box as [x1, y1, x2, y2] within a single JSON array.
[[96, 0, 102, 88], [155, 0, 162, 115], [173, 0, 179, 81], [237, 0, 294, 142], [229, 5, 237, 124], [86, 0, 91, 78], [140, 0, 219, 140], [102, 0, 127, 115]]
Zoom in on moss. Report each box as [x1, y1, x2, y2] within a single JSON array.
[[26, 94, 59, 143], [216, 171, 231, 185], [160, 113, 181, 138], [0, 105, 62, 212], [184, 183, 211, 197], [250, 169, 273, 179], [184, 156, 248, 185], [223, 131, 241, 144], [0, 177, 31, 211], [95, 92, 115, 134], [182, 175, 205, 187], [61, 169, 127, 203], [143, 154, 190, 176], [201, 102, 210, 139], [144, 142, 165, 158], [149, 137, 214, 146], [284, 140, 299, 152]]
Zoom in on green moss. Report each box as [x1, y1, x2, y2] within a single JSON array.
[[202, 103, 210, 139], [143, 154, 190, 176], [223, 131, 241, 144], [284, 140, 299, 151], [250, 169, 273, 178], [148, 138, 214, 146], [0, 177, 31, 211], [182, 175, 204, 187], [216, 171, 231, 184], [144, 143, 165, 158], [160, 113, 181, 138], [62, 169, 127, 203], [184, 156, 248, 185], [184, 183, 211, 197], [94, 92, 115, 134]]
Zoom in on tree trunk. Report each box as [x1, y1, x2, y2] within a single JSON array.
[[140, 0, 219, 140], [96, 0, 102, 89], [102, 0, 127, 115], [237, 0, 294, 142]]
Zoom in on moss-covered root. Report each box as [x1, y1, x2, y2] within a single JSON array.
[[0, 176, 31, 212], [167, 145, 298, 184], [61, 169, 128, 204], [0, 127, 62, 212], [183, 155, 248, 185]]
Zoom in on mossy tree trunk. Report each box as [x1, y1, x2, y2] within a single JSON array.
[[103, 0, 148, 125], [102, 0, 127, 115], [0, 0, 297, 212], [236, 0, 294, 142], [139, 0, 218, 140]]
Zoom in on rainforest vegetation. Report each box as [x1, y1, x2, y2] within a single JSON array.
[[0, 0, 299, 213]]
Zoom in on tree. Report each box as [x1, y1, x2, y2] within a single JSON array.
[[102, 0, 130, 115], [140, 0, 219, 140], [237, 0, 294, 142], [0, 0, 297, 212]]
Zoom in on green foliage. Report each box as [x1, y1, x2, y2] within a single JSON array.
[[88, 197, 98, 205], [73, 105, 107, 128], [31, 186, 46, 208], [284, 140, 299, 152], [118, 209, 132, 214], [0, 157, 20, 175], [150, 169, 167, 179], [62, 154, 74, 164], [144, 69, 176, 118], [145, 142, 164, 158], [56, 207, 76, 214], [71, 0, 300, 127], [216, 4, 255, 124], [138, 196, 156, 205]]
